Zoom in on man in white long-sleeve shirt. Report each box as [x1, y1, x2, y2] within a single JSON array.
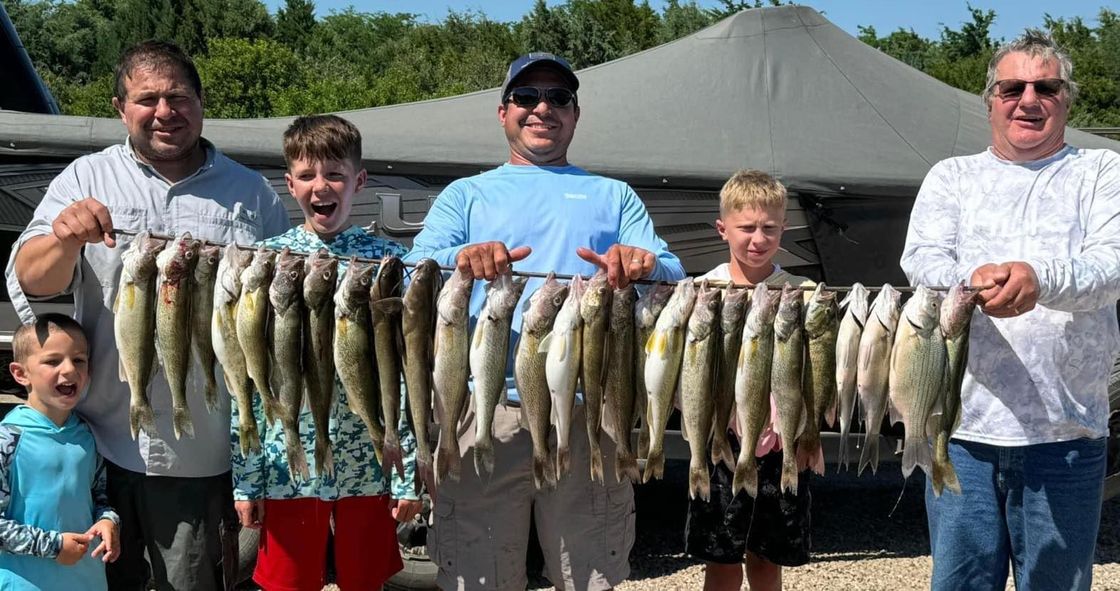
[[900, 30, 1120, 591]]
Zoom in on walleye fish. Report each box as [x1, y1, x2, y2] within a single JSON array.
[[798, 283, 838, 476], [680, 280, 720, 501], [634, 283, 674, 461], [303, 249, 338, 479], [271, 248, 309, 481], [514, 274, 569, 490], [835, 282, 870, 471], [712, 284, 748, 470], [114, 232, 165, 440], [191, 242, 221, 413], [334, 260, 383, 467], [432, 267, 474, 484], [237, 247, 277, 425], [212, 244, 256, 456], [888, 285, 947, 480], [933, 283, 977, 496], [856, 284, 902, 476], [579, 270, 612, 483], [772, 283, 806, 494], [371, 255, 406, 480], [155, 232, 200, 440], [543, 274, 585, 481], [732, 283, 780, 497], [642, 277, 696, 483], [401, 258, 442, 494], [603, 285, 639, 483], [470, 272, 528, 477]]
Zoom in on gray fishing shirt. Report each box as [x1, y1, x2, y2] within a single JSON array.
[[4, 139, 290, 477], [901, 146, 1120, 445]]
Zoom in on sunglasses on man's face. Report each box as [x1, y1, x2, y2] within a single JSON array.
[[991, 78, 1066, 100], [505, 87, 577, 109]]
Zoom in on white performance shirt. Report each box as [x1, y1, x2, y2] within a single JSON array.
[[901, 145, 1120, 445]]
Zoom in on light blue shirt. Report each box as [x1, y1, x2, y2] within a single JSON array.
[[901, 146, 1120, 445], [4, 139, 290, 477], [405, 163, 685, 401]]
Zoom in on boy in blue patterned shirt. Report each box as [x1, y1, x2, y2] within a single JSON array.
[[0, 313, 119, 590], [231, 115, 421, 591]]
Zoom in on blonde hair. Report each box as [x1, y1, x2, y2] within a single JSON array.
[[12, 314, 88, 364], [719, 169, 787, 216]]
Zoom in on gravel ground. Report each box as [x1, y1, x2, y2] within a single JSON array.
[[606, 460, 1120, 591], [251, 459, 1120, 590]]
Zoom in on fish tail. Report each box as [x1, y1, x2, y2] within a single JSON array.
[[382, 433, 405, 482], [203, 371, 218, 414], [473, 438, 495, 478], [314, 435, 335, 480], [589, 445, 604, 484], [688, 458, 711, 502], [533, 448, 556, 490], [417, 455, 435, 497], [261, 395, 277, 426], [837, 426, 850, 472], [858, 434, 880, 476], [239, 418, 260, 458], [642, 447, 665, 483], [796, 435, 824, 475], [435, 435, 461, 484], [732, 454, 758, 498], [615, 448, 640, 484], [902, 436, 933, 480], [710, 434, 734, 471], [557, 445, 572, 482], [780, 450, 799, 494], [130, 402, 157, 440], [285, 432, 310, 482], [172, 405, 194, 440], [932, 433, 961, 495]]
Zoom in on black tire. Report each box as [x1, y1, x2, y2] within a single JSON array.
[[385, 548, 439, 591], [236, 526, 259, 585]]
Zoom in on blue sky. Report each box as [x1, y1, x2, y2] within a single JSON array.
[[263, 0, 1112, 41]]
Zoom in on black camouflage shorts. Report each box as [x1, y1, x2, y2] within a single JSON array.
[[683, 438, 811, 567]]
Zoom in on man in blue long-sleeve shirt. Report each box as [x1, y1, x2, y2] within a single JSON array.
[[406, 52, 685, 591]]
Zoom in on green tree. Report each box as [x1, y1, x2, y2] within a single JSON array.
[[659, 0, 715, 43], [196, 37, 303, 118], [275, 0, 316, 53]]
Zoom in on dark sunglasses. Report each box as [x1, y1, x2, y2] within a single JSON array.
[[991, 78, 1066, 100], [505, 86, 576, 108]]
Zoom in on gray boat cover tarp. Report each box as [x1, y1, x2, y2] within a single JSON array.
[[1, 5, 1117, 194]]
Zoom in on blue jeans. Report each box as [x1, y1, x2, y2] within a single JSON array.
[[926, 437, 1106, 591]]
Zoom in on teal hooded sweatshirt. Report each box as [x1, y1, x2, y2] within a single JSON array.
[[0, 405, 115, 591]]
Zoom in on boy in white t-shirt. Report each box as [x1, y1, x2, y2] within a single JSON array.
[[684, 170, 813, 591]]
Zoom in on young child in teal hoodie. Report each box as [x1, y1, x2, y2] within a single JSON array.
[[0, 313, 119, 590]]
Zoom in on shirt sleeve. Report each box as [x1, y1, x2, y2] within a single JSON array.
[[4, 162, 87, 323], [0, 426, 62, 558], [90, 454, 119, 525], [1027, 152, 1120, 312], [404, 184, 469, 266], [899, 162, 978, 288], [618, 186, 686, 281], [259, 181, 293, 239]]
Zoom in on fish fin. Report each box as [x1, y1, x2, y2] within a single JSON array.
[[533, 447, 556, 490], [371, 297, 404, 315], [642, 448, 664, 483], [239, 419, 260, 458], [825, 400, 837, 428], [119, 357, 127, 383], [780, 451, 799, 494], [837, 426, 850, 472], [314, 435, 335, 480], [902, 436, 932, 479], [932, 456, 961, 497], [858, 435, 880, 476], [732, 450, 758, 498], [538, 332, 554, 354], [556, 445, 571, 481], [887, 397, 903, 428], [130, 403, 156, 441], [616, 448, 640, 484], [688, 458, 711, 502], [711, 432, 734, 471], [173, 406, 195, 440]]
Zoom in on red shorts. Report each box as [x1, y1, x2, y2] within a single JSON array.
[[253, 495, 403, 591]]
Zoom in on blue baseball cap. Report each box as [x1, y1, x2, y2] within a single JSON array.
[[501, 52, 580, 102]]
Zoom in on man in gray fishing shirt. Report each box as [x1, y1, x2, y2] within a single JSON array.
[[6, 41, 288, 590], [900, 30, 1120, 591]]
